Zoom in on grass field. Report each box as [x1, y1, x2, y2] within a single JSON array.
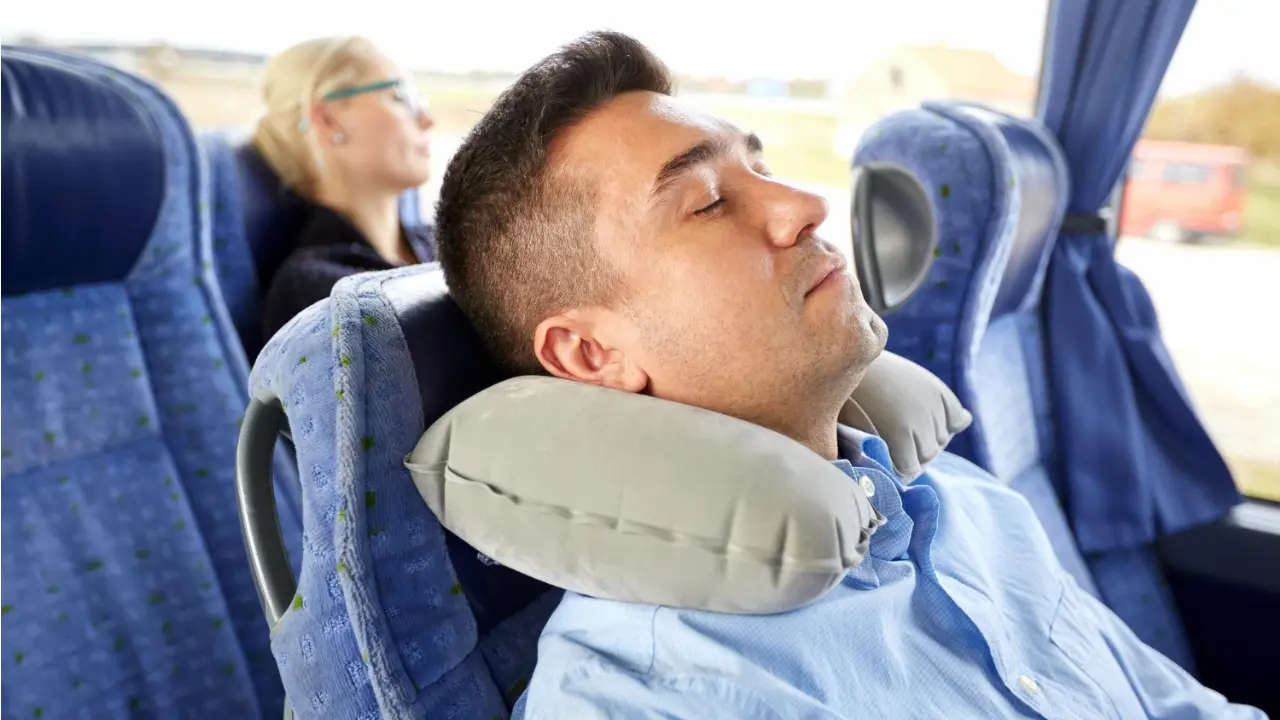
[[1243, 168, 1280, 247], [1231, 457, 1280, 503]]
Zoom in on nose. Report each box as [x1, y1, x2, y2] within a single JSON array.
[[416, 107, 434, 131], [761, 180, 829, 249]]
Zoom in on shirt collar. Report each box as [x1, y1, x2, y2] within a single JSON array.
[[834, 426, 916, 584], [836, 426, 900, 481]]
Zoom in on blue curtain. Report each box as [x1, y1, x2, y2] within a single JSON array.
[[1037, 0, 1240, 555]]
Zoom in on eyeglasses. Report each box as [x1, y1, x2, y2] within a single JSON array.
[[321, 78, 428, 113], [299, 79, 427, 133]]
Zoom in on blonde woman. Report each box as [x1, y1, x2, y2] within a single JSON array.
[[256, 36, 435, 341]]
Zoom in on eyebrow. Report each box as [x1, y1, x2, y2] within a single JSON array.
[[649, 131, 764, 200]]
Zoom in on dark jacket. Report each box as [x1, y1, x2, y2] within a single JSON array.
[[262, 203, 435, 342]]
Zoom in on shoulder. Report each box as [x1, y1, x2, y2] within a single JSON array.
[[921, 451, 1029, 508], [916, 452, 1048, 538], [920, 452, 1067, 569], [265, 247, 360, 305]]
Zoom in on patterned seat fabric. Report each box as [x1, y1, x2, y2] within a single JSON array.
[[854, 102, 1196, 672], [1, 48, 301, 717], [253, 264, 557, 718]]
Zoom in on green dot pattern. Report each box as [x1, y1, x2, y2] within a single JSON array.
[[0, 272, 288, 717]]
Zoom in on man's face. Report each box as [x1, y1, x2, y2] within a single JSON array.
[[542, 91, 886, 430]]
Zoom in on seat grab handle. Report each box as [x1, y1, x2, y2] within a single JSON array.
[[236, 397, 297, 626]]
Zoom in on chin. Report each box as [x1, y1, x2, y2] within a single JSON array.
[[864, 310, 889, 355], [834, 302, 888, 376]]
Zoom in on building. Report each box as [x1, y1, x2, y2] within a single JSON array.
[[831, 44, 1038, 158]]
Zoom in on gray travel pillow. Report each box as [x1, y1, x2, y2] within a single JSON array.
[[841, 350, 973, 480], [405, 353, 971, 613]]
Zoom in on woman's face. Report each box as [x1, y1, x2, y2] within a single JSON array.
[[317, 51, 434, 193]]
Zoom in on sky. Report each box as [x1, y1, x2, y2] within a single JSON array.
[[3, 0, 1277, 95]]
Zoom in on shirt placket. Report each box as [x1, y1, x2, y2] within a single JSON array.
[[903, 486, 1062, 719]]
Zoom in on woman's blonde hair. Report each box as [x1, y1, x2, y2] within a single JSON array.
[[252, 36, 380, 197]]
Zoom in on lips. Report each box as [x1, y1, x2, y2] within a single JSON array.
[[805, 253, 849, 296]]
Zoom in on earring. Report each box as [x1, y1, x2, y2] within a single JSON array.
[[332, 131, 347, 144]]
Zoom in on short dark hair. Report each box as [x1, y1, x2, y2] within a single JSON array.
[[434, 31, 673, 374]]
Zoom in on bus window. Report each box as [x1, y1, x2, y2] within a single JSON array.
[[1123, 0, 1279, 501], [1161, 162, 1213, 184]]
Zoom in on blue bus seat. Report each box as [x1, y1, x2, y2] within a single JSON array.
[[0, 47, 301, 717], [199, 132, 430, 363], [852, 102, 1196, 672], [250, 264, 556, 718]]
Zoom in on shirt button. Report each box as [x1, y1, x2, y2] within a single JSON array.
[[1018, 675, 1041, 696], [859, 476, 876, 498]]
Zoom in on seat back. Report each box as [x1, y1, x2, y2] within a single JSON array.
[[853, 103, 1196, 670], [1, 48, 301, 717], [249, 264, 555, 718], [200, 132, 431, 362], [852, 102, 1089, 589]]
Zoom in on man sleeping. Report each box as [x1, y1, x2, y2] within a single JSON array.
[[428, 30, 1265, 720]]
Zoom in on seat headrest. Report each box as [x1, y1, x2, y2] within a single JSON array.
[[231, 140, 314, 285], [378, 271, 567, 618], [1, 48, 165, 295], [379, 268, 508, 422], [850, 163, 938, 314], [958, 105, 1069, 318], [851, 102, 1069, 320]]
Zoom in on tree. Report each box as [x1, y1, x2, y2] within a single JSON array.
[[1144, 77, 1280, 162]]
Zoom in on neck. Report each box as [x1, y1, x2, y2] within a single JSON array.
[[773, 372, 861, 461], [781, 414, 842, 461], [315, 180, 406, 264], [753, 394, 845, 461]]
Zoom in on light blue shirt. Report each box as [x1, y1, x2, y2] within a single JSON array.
[[512, 430, 1265, 719]]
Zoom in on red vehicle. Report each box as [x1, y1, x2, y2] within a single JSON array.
[[1119, 139, 1249, 243]]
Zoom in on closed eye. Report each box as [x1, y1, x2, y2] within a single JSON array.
[[694, 197, 726, 216]]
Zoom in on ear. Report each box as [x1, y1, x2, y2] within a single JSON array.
[[307, 103, 344, 141], [533, 311, 648, 393]]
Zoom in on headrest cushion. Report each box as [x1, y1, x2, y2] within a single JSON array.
[[851, 162, 938, 315], [1, 49, 165, 295], [406, 377, 884, 614]]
